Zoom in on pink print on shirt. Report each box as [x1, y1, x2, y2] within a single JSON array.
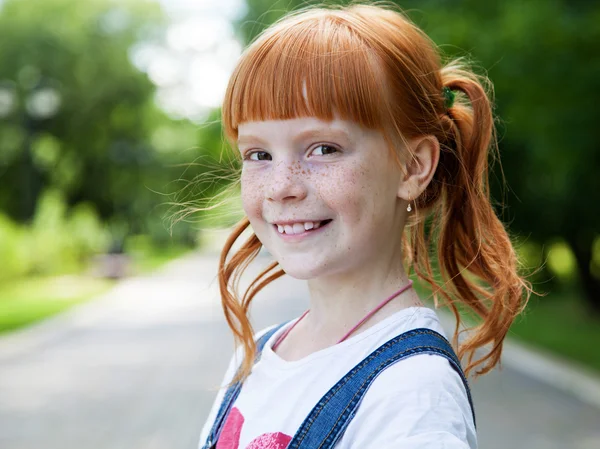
[[217, 407, 292, 449]]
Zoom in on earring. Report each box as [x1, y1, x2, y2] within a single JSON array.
[[407, 195, 412, 212]]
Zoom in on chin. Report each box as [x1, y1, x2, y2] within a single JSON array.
[[280, 267, 318, 281], [271, 254, 324, 280]]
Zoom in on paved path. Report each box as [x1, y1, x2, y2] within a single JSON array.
[[1, 251, 599, 449]]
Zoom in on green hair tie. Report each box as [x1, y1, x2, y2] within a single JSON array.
[[442, 86, 455, 109]]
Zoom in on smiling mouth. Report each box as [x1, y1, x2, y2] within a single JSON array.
[[274, 219, 333, 235]]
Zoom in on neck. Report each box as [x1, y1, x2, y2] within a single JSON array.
[[304, 252, 423, 338]]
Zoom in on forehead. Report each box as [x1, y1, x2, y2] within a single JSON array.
[[237, 117, 364, 143]]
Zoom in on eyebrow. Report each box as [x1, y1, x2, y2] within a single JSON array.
[[237, 135, 268, 147], [294, 128, 351, 143], [237, 127, 351, 146]]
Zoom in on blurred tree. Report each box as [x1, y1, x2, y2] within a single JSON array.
[[238, 0, 600, 310], [0, 0, 159, 220], [0, 0, 221, 248]]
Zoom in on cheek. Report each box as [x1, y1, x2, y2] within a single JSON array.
[[240, 171, 264, 219], [317, 161, 392, 225], [316, 163, 370, 218]]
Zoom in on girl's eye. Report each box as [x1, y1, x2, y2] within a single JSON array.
[[246, 151, 272, 161], [310, 144, 339, 156]]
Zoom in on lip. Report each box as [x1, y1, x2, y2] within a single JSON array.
[[272, 220, 332, 242], [271, 219, 331, 226]]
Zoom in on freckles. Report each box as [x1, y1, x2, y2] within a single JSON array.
[[241, 178, 264, 194], [241, 187, 261, 206], [240, 176, 264, 217], [283, 161, 301, 178]]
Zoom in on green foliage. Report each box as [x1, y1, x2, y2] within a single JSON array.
[[29, 189, 72, 274], [510, 290, 600, 374], [0, 190, 110, 280], [0, 0, 163, 216], [0, 0, 233, 257], [69, 202, 112, 259], [123, 234, 192, 272], [0, 214, 30, 281], [0, 275, 113, 333]]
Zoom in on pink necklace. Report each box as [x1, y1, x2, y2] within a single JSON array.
[[271, 280, 414, 351]]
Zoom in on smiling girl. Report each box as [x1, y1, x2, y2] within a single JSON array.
[[198, 4, 531, 449]]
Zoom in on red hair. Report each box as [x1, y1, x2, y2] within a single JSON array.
[[218, 4, 532, 383]]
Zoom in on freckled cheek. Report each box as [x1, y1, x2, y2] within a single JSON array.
[[240, 173, 264, 220], [315, 167, 368, 221]]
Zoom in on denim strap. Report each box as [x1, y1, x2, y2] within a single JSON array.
[[201, 321, 290, 449], [286, 328, 475, 449], [202, 326, 475, 449]]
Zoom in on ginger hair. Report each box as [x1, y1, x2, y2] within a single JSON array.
[[218, 3, 532, 384]]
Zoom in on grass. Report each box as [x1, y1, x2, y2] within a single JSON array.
[[508, 290, 600, 373], [0, 275, 114, 334], [0, 245, 194, 335]]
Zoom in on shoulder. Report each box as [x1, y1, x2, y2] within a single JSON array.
[[381, 352, 471, 411], [365, 352, 472, 410], [383, 351, 468, 392], [343, 353, 477, 448]]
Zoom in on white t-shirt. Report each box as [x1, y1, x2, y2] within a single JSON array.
[[198, 306, 477, 449]]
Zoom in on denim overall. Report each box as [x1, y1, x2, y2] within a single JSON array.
[[201, 323, 475, 449]]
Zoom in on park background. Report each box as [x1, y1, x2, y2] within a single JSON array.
[[0, 0, 599, 445], [1, 0, 598, 371]]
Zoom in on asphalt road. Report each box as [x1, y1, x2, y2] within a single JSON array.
[[0, 252, 599, 449]]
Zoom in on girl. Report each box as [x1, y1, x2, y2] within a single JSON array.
[[198, 3, 531, 448]]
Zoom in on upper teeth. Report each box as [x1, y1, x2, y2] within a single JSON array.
[[277, 221, 322, 235]]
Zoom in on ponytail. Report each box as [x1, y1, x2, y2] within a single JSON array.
[[409, 61, 533, 377], [218, 217, 285, 385]]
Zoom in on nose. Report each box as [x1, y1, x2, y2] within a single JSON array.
[[266, 160, 308, 203]]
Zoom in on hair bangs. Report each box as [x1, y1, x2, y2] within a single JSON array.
[[222, 13, 388, 143]]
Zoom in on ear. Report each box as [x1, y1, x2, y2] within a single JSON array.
[[396, 135, 440, 202]]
